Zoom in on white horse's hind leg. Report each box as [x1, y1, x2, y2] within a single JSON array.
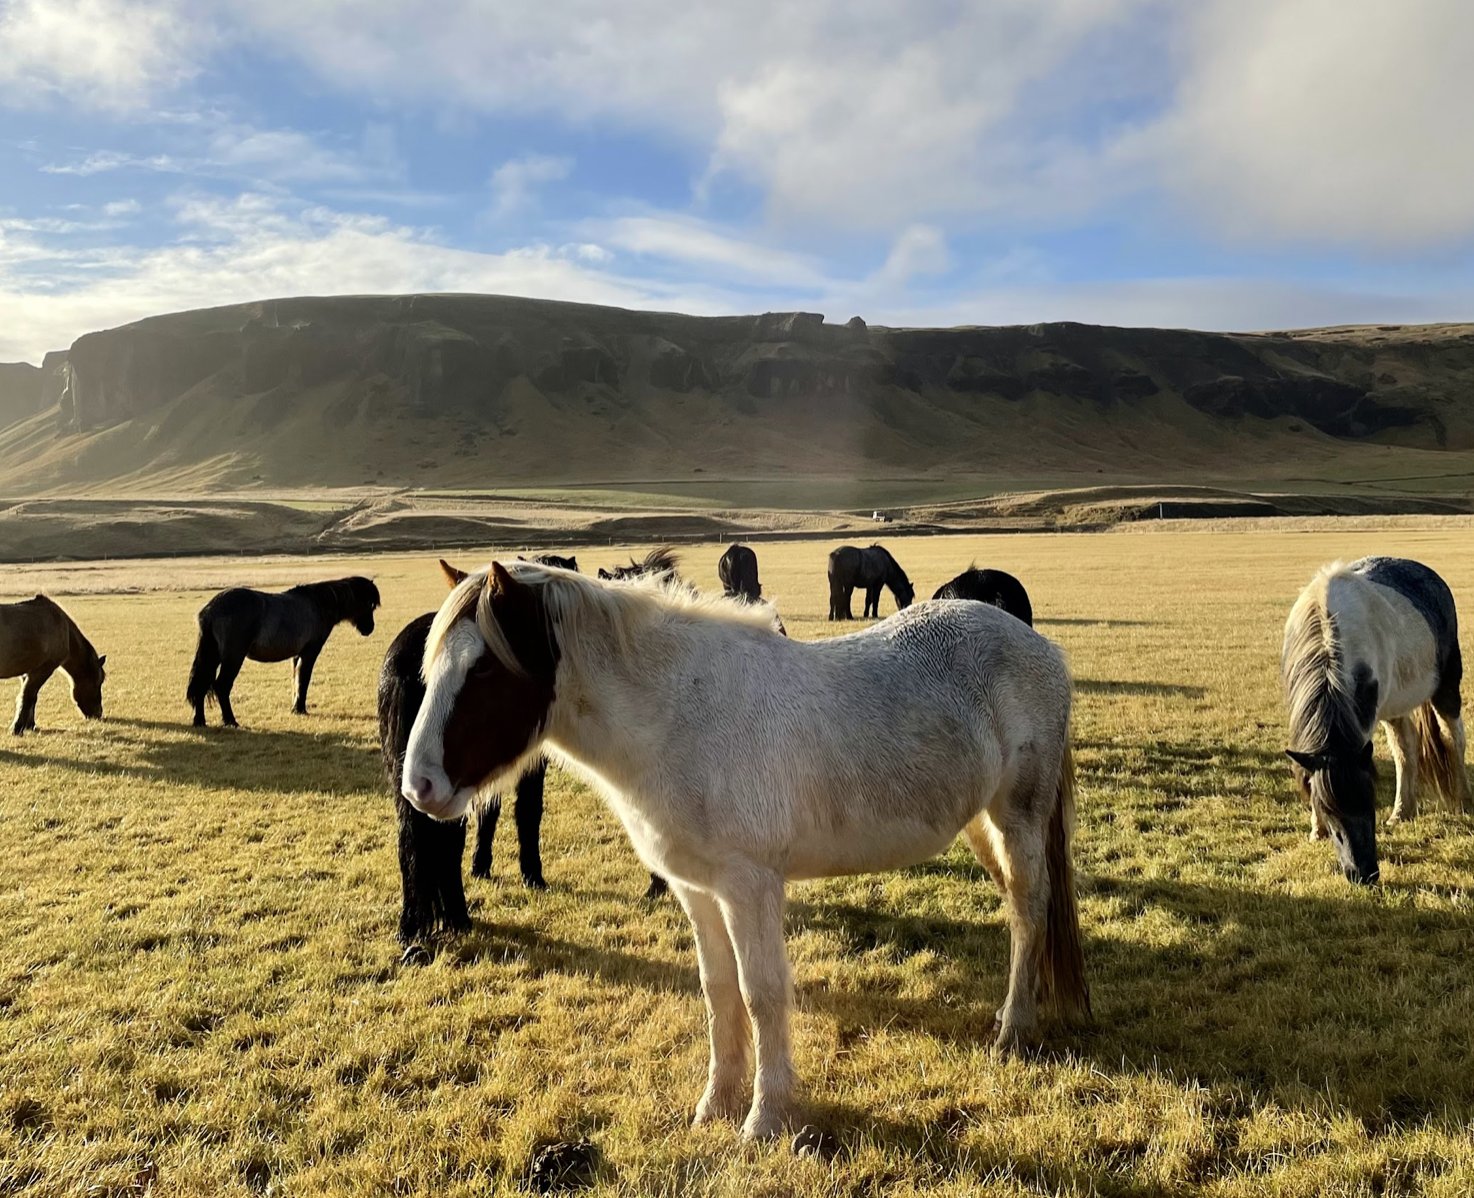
[[671, 882, 751, 1126], [1386, 717, 1419, 823], [717, 869, 796, 1140], [984, 807, 1049, 1056]]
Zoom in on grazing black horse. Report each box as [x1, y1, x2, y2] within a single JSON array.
[[187, 577, 380, 727], [718, 543, 762, 602], [933, 567, 1034, 627], [597, 546, 679, 582], [827, 544, 914, 620]]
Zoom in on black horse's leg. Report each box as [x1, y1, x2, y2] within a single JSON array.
[[866, 585, 882, 618], [513, 760, 548, 889], [12, 667, 54, 735], [643, 873, 669, 901], [397, 792, 471, 945], [471, 794, 502, 879], [293, 638, 326, 715], [214, 650, 247, 728]]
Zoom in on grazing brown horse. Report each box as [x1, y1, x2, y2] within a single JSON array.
[[0, 595, 107, 735]]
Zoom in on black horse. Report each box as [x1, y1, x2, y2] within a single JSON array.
[[597, 546, 679, 582], [522, 553, 578, 571], [387, 558, 667, 955], [187, 576, 380, 727], [381, 609, 553, 952], [827, 544, 914, 620], [933, 567, 1034, 626], [718, 543, 761, 602]]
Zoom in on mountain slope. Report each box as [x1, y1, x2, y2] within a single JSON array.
[[2, 295, 1473, 494]]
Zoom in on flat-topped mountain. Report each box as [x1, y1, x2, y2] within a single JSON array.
[[2, 294, 1473, 493]]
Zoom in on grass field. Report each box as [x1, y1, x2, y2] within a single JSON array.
[[2, 528, 1473, 1197]]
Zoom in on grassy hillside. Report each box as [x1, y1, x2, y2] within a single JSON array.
[[2, 296, 1473, 497]]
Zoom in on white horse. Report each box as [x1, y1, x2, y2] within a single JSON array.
[[1284, 556, 1472, 884], [403, 561, 1089, 1139]]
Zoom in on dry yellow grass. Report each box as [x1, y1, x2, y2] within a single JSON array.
[[2, 527, 1473, 1196]]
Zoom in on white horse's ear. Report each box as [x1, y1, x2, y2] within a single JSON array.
[[439, 559, 469, 588]]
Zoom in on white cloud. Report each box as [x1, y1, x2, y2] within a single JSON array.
[[1140, 0, 1474, 246], [871, 225, 951, 289], [0, 192, 745, 361], [594, 215, 828, 288], [0, 0, 199, 111], [488, 154, 572, 218], [102, 198, 141, 216]]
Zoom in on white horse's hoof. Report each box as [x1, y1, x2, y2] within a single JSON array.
[[693, 1084, 746, 1126], [741, 1100, 790, 1141], [992, 1021, 1036, 1058]]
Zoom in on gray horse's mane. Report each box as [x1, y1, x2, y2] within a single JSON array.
[[1284, 562, 1355, 752]]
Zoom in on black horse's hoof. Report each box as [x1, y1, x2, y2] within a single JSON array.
[[470, 861, 492, 881], [522, 873, 549, 891], [400, 943, 432, 967], [191, 716, 206, 728], [642, 876, 670, 902]]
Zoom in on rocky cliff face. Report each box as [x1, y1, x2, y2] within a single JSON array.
[[5, 294, 1474, 491], [0, 361, 43, 427]]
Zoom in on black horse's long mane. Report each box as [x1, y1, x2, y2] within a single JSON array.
[[869, 544, 909, 586], [286, 576, 381, 621]]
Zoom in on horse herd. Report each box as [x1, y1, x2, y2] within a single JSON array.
[[1, 543, 1470, 1140]]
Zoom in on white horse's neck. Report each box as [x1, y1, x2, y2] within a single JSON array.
[[541, 601, 684, 797]]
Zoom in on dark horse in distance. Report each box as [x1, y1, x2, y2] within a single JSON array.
[[828, 544, 914, 620], [1, 595, 106, 734], [187, 577, 380, 727], [718, 543, 762, 602], [934, 567, 1034, 626], [597, 545, 679, 582]]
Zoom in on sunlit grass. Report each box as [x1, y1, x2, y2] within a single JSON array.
[[2, 527, 1473, 1196]]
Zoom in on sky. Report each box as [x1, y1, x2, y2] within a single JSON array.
[[1, 0, 1472, 363]]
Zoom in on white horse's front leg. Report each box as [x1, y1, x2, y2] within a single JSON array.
[[1385, 718, 1418, 823], [671, 881, 751, 1126], [718, 869, 796, 1140]]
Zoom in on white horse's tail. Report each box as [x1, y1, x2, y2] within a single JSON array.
[[1412, 703, 1466, 810], [1041, 743, 1092, 1023]]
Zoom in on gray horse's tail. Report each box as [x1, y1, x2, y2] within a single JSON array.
[[1041, 743, 1092, 1023], [186, 618, 219, 709], [1412, 703, 1467, 809]]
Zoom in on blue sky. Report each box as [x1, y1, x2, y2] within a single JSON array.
[[1, 0, 1471, 362]]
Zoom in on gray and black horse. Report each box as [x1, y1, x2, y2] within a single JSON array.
[[827, 544, 914, 620], [1284, 556, 1472, 884], [934, 567, 1033, 626], [718, 544, 762, 602], [187, 576, 380, 727]]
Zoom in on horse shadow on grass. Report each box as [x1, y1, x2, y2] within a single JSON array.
[[2, 716, 380, 795], [785, 873, 1474, 1133]]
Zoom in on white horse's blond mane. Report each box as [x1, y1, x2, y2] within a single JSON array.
[[1283, 560, 1357, 749], [424, 558, 780, 677]]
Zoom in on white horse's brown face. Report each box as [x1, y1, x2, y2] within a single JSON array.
[[402, 563, 558, 821]]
